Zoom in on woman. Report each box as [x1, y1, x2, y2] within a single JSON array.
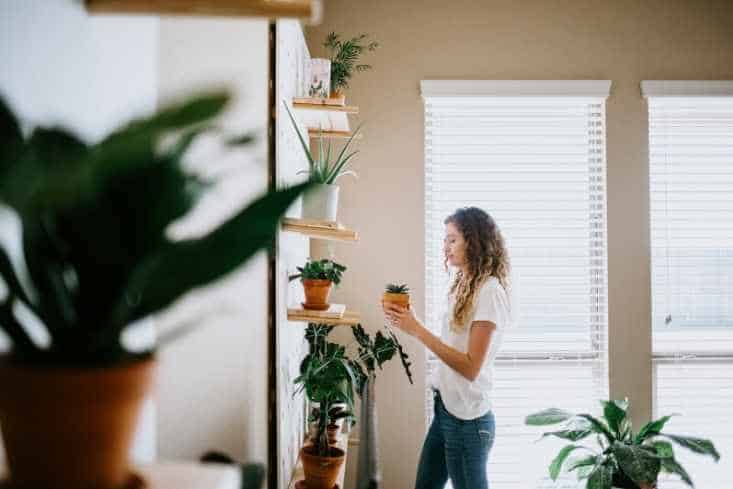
[[383, 207, 514, 489]]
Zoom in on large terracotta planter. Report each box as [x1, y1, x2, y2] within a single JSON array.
[[0, 356, 156, 489], [300, 445, 345, 489], [303, 279, 333, 310]]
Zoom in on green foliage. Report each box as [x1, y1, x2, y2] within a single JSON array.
[[295, 258, 346, 284], [283, 101, 361, 185], [525, 399, 720, 489], [323, 32, 379, 91], [351, 323, 413, 387], [0, 92, 311, 366], [385, 283, 410, 294], [296, 323, 359, 456]]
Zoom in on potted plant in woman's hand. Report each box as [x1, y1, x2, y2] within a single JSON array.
[[283, 101, 361, 222], [525, 399, 720, 489], [383, 283, 411, 310], [294, 259, 346, 310], [0, 92, 310, 489], [294, 324, 359, 489]]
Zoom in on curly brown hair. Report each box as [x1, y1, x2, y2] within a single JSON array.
[[444, 207, 511, 332]]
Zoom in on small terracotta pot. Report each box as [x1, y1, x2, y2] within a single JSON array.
[[300, 445, 345, 489], [303, 279, 333, 310], [383, 292, 410, 310], [0, 356, 156, 489]]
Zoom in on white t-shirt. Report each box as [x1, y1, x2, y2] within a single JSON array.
[[430, 276, 513, 420]]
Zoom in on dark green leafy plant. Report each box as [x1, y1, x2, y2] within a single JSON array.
[[351, 323, 413, 388], [323, 32, 379, 92], [295, 323, 359, 457], [385, 283, 409, 294], [294, 259, 346, 285], [0, 92, 311, 366], [525, 399, 720, 489], [283, 101, 361, 185]]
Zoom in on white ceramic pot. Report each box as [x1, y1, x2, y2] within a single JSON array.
[[302, 183, 339, 222]]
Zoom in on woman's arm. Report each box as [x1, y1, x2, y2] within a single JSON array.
[[383, 303, 495, 382]]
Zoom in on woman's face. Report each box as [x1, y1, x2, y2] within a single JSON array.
[[444, 221, 467, 269]]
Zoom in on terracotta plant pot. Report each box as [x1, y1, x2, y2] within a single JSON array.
[[300, 445, 345, 489], [383, 292, 411, 310], [303, 279, 333, 310], [0, 356, 156, 489]]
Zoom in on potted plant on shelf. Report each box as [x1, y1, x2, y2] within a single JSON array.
[[294, 324, 360, 489], [323, 32, 379, 102], [0, 92, 310, 489], [293, 258, 346, 310], [284, 101, 361, 222], [525, 399, 720, 489], [383, 283, 411, 310]]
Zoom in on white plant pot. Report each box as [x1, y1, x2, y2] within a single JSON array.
[[302, 183, 339, 222]]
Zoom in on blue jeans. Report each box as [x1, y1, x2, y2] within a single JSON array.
[[415, 391, 496, 489]]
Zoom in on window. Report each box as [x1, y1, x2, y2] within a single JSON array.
[[422, 80, 611, 488], [643, 81, 733, 489]]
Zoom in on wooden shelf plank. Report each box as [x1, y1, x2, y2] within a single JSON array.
[[287, 309, 360, 326], [282, 218, 358, 242], [308, 129, 362, 140], [291, 100, 358, 134], [293, 96, 346, 107], [85, 0, 319, 20]]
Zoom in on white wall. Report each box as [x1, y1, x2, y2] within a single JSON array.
[[155, 17, 270, 465], [0, 0, 159, 466]]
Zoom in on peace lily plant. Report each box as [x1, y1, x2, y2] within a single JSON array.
[[526, 399, 720, 489]]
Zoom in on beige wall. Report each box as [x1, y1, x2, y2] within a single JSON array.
[[306, 1, 733, 487]]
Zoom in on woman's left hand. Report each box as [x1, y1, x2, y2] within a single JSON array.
[[382, 302, 422, 338]]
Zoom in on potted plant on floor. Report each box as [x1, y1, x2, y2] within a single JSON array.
[[525, 399, 720, 489], [0, 92, 310, 489], [293, 259, 346, 310], [283, 101, 361, 222], [294, 324, 360, 489], [383, 283, 411, 310], [323, 32, 379, 102]]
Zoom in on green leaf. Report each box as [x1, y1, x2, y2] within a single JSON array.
[[586, 463, 613, 489], [282, 102, 314, 169], [0, 243, 33, 307], [601, 399, 628, 436], [110, 181, 312, 336], [635, 415, 673, 443], [577, 414, 615, 444], [566, 455, 599, 473], [0, 96, 23, 178], [541, 429, 594, 442], [0, 296, 38, 356], [525, 408, 575, 426], [651, 440, 674, 458], [549, 445, 583, 480], [660, 456, 694, 487], [659, 433, 720, 462], [612, 442, 661, 485]]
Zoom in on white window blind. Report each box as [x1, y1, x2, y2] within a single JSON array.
[[422, 81, 611, 489], [644, 82, 733, 489]]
